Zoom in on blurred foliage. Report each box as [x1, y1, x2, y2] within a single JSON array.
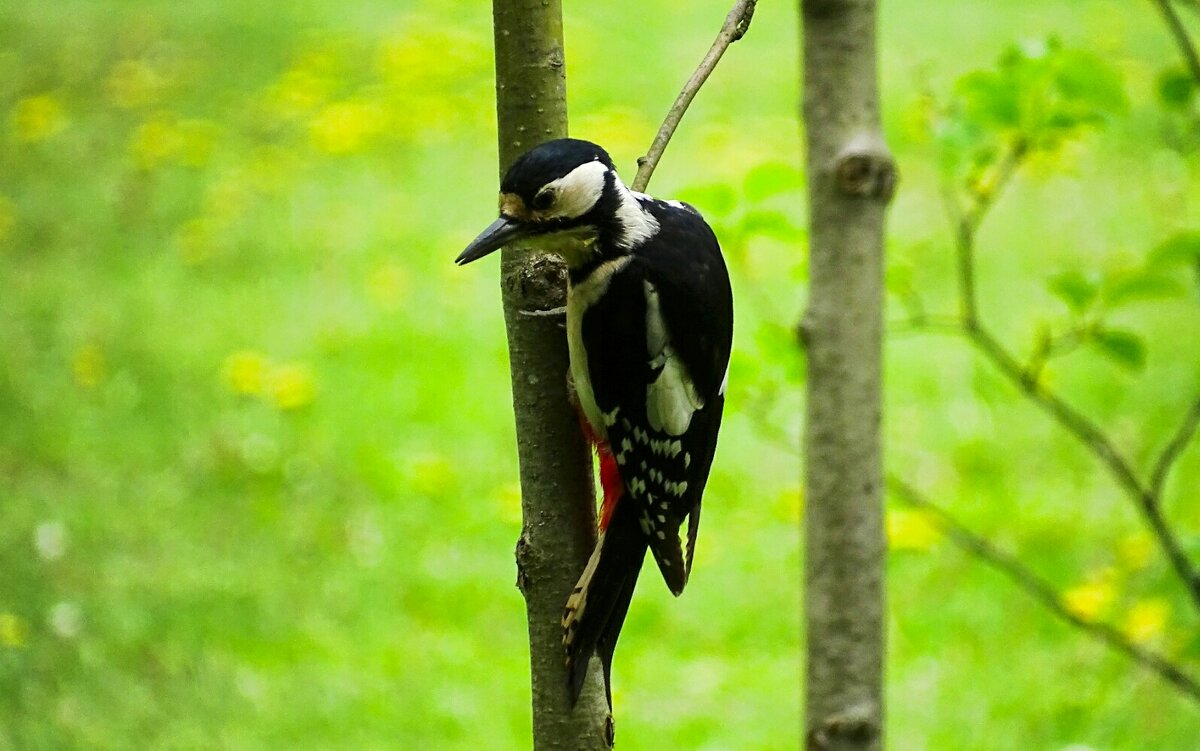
[[0, 0, 1199, 750]]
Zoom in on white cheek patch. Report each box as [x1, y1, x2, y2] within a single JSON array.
[[544, 159, 608, 219]]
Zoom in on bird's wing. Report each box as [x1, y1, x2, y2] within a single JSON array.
[[581, 235, 730, 592]]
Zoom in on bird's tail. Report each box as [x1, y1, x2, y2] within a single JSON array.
[[562, 498, 647, 707]]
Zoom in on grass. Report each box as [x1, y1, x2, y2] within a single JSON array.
[[1, 0, 1199, 748]]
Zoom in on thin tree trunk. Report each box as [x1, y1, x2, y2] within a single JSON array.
[[491, 1, 613, 748], [799, 1, 895, 749]]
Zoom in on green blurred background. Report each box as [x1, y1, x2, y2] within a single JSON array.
[[2, 0, 1199, 748]]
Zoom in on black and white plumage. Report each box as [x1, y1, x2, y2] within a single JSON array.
[[456, 139, 733, 707]]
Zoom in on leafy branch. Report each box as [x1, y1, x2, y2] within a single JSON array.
[[631, 0, 757, 192], [938, 139, 1200, 614], [903, 41, 1200, 614], [889, 478, 1200, 704]]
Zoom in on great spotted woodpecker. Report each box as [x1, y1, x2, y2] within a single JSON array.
[[456, 138, 733, 707]]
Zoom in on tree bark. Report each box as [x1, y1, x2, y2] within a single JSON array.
[[491, 1, 613, 749], [799, 1, 895, 749]]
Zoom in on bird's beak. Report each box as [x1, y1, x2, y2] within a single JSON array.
[[455, 216, 528, 265]]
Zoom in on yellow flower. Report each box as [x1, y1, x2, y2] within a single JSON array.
[[12, 94, 66, 142], [377, 25, 488, 92], [223, 351, 268, 395], [365, 263, 409, 310], [272, 67, 331, 118], [105, 60, 164, 109], [1062, 579, 1116, 621], [72, 344, 106, 389], [129, 114, 182, 170], [268, 362, 316, 410], [1123, 599, 1169, 644], [886, 508, 941, 552], [0, 194, 14, 242], [309, 99, 385, 155], [1117, 532, 1153, 571], [0, 613, 27, 648]]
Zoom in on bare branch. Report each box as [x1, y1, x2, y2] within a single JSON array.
[[889, 477, 1200, 705], [1151, 0, 1200, 85], [630, 0, 757, 193]]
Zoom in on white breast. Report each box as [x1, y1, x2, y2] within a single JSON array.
[[566, 256, 633, 441]]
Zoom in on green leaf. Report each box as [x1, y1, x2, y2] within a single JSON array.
[[1054, 49, 1129, 118], [1046, 271, 1097, 313], [955, 69, 1021, 130], [1091, 329, 1147, 371], [940, 38, 1127, 176], [743, 162, 804, 202], [1149, 232, 1200, 268], [1102, 271, 1187, 307], [739, 209, 802, 241], [1157, 67, 1197, 110], [675, 183, 736, 217]]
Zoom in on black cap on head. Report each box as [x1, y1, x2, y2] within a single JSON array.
[[500, 138, 615, 203]]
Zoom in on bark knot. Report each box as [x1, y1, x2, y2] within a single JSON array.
[[503, 252, 569, 311], [805, 702, 880, 750], [514, 531, 534, 594], [833, 136, 897, 202]]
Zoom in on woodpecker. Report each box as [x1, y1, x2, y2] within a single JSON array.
[[456, 138, 733, 707]]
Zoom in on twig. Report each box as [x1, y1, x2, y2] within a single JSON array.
[[889, 477, 1200, 705], [951, 138, 1027, 327], [1024, 324, 1091, 383], [1150, 398, 1200, 499], [630, 0, 757, 193], [1151, 0, 1200, 86]]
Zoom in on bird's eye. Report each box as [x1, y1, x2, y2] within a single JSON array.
[[532, 190, 555, 211]]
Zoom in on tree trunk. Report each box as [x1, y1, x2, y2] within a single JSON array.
[[491, 1, 613, 749], [799, 1, 895, 749]]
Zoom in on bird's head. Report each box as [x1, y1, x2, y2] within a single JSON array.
[[456, 138, 640, 267]]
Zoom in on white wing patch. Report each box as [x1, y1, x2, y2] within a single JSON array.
[[643, 280, 704, 436]]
